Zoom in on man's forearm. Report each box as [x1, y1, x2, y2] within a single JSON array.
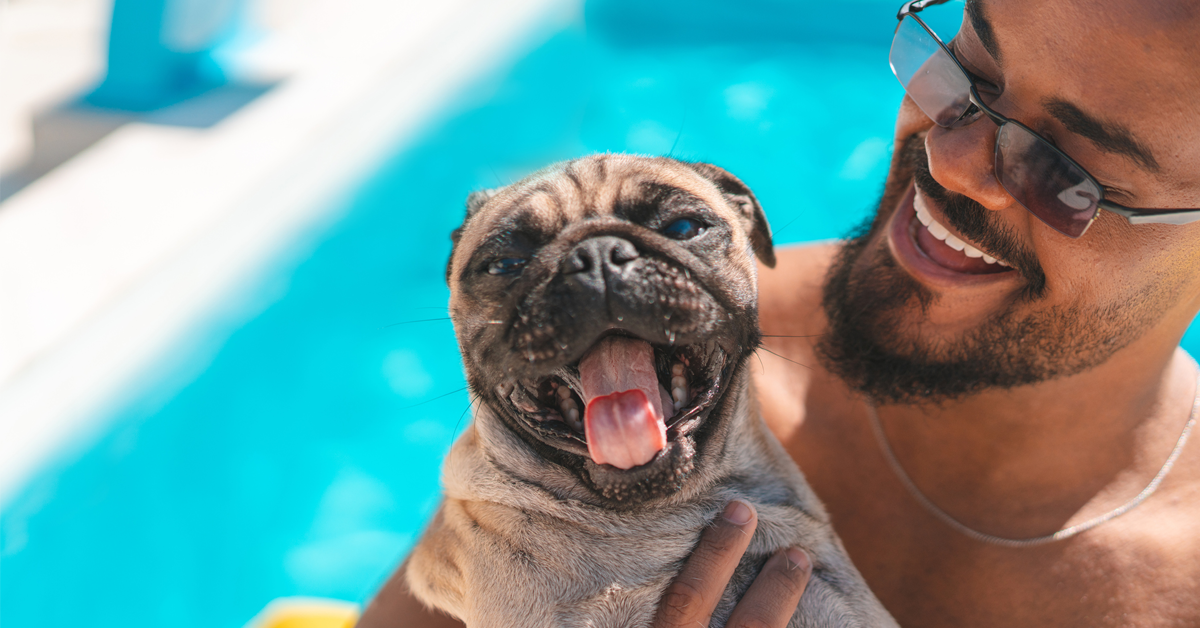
[[356, 562, 464, 628]]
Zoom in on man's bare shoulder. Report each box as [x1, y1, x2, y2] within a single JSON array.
[[754, 242, 853, 440], [757, 241, 840, 338]]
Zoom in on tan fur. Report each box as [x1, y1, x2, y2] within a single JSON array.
[[407, 155, 897, 627]]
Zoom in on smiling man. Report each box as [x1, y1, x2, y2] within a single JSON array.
[[361, 0, 1200, 626], [754, 0, 1200, 624]]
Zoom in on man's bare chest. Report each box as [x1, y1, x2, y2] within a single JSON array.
[[852, 532, 1196, 627], [793, 429, 1200, 628]]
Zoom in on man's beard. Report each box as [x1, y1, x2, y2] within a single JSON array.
[[817, 134, 1157, 405]]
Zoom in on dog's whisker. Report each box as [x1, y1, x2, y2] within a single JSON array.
[[667, 115, 687, 157], [382, 317, 452, 329], [756, 347, 813, 371], [450, 397, 479, 449], [766, 212, 806, 240], [398, 386, 468, 410], [488, 166, 505, 187]]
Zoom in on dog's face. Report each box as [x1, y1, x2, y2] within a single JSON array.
[[446, 154, 774, 507]]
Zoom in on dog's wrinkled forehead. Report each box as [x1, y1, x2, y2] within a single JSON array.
[[450, 155, 752, 282]]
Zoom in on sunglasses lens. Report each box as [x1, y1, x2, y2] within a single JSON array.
[[996, 123, 1101, 238], [890, 14, 973, 127]]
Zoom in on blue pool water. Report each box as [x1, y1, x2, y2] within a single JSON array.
[[3, 2, 1198, 627]]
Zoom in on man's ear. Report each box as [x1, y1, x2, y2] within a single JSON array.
[[686, 161, 775, 268], [447, 188, 500, 284]]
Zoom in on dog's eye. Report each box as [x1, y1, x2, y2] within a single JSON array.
[[661, 217, 705, 240], [488, 258, 527, 275]]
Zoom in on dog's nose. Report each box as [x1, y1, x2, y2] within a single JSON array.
[[562, 236, 640, 276]]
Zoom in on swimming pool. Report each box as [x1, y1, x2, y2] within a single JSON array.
[[3, 1, 1197, 626]]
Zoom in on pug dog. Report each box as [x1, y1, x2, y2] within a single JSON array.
[[405, 154, 896, 627]]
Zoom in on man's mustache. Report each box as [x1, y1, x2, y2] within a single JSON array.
[[906, 137, 1047, 298]]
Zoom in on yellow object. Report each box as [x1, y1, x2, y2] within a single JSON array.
[[247, 598, 360, 628]]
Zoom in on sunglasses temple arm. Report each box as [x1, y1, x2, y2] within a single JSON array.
[[1102, 203, 1200, 226], [907, 0, 953, 13]]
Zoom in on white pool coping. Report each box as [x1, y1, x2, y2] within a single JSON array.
[[0, 0, 572, 505]]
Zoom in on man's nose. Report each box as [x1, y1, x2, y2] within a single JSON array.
[[922, 107, 1013, 211]]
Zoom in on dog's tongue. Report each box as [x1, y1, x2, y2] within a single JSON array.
[[578, 336, 668, 469]]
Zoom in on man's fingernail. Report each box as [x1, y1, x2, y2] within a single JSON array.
[[785, 548, 811, 572], [722, 500, 754, 525]]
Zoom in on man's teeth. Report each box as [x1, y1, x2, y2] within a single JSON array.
[[914, 203, 1010, 267]]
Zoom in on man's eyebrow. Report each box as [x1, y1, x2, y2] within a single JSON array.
[[1043, 99, 1161, 173], [965, 0, 1002, 64]]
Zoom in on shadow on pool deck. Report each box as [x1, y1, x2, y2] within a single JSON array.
[[0, 81, 277, 203]]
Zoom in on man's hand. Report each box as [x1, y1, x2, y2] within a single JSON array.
[[358, 500, 811, 628], [653, 500, 813, 628]]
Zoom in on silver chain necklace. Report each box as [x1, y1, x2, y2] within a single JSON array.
[[865, 371, 1200, 548]]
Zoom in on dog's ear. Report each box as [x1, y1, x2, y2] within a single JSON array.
[[447, 188, 501, 284], [686, 162, 775, 268], [466, 188, 498, 217]]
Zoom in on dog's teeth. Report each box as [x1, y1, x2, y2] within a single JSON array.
[[559, 397, 579, 430], [565, 408, 582, 431], [557, 386, 572, 400], [514, 397, 539, 414], [670, 375, 687, 391], [672, 386, 687, 407], [671, 363, 685, 376]]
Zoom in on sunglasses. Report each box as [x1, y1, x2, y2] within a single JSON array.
[[889, 0, 1200, 238]]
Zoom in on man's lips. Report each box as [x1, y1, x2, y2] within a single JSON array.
[[888, 184, 1018, 286]]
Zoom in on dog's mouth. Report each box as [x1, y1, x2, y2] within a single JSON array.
[[494, 332, 729, 470]]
